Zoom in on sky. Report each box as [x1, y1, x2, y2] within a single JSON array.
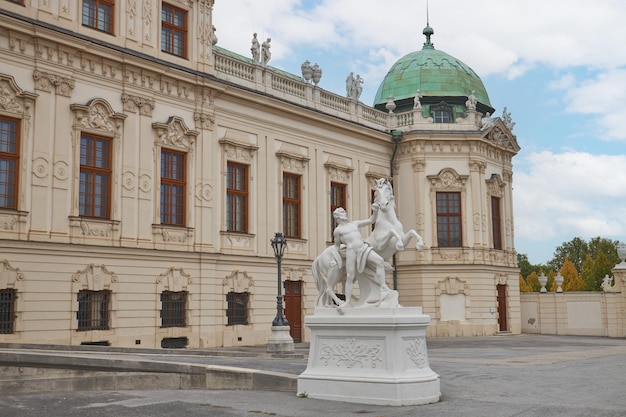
[[212, 0, 626, 265]]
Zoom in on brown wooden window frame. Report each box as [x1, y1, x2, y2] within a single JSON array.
[[79, 133, 112, 219], [0, 116, 19, 210], [160, 290, 188, 328], [226, 291, 249, 325], [160, 149, 186, 226], [82, 0, 115, 34], [283, 173, 301, 239], [226, 162, 248, 233], [77, 290, 110, 331], [161, 3, 188, 58], [0, 289, 16, 334], [330, 182, 346, 240], [491, 196, 503, 250], [436, 191, 462, 247], [6, 0, 25, 5]]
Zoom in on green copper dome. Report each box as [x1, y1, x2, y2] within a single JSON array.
[[373, 26, 492, 109]]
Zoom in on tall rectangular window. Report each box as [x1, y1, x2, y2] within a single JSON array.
[[283, 173, 301, 238], [436, 192, 462, 247], [492, 196, 502, 250], [0, 289, 16, 334], [82, 0, 114, 34], [77, 290, 110, 331], [226, 162, 248, 233], [226, 292, 248, 325], [330, 182, 346, 239], [161, 3, 187, 58], [0, 117, 19, 210], [160, 291, 187, 328], [432, 110, 451, 123], [160, 149, 186, 226], [80, 134, 111, 218]]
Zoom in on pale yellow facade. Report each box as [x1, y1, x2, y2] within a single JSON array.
[[0, 1, 520, 349]]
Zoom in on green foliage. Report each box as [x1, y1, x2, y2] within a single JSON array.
[[517, 253, 533, 279], [581, 252, 614, 291], [549, 237, 589, 274]]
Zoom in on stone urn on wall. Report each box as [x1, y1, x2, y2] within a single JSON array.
[[554, 273, 564, 293], [617, 242, 626, 265]]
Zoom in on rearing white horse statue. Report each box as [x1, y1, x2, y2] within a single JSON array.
[[366, 178, 424, 260]]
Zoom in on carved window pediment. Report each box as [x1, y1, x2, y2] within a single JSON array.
[[223, 270, 254, 293], [276, 144, 309, 174], [436, 276, 470, 295], [325, 155, 353, 182], [0, 75, 37, 117], [153, 116, 199, 152], [0, 259, 25, 288], [71, 99, 126, 137], [486, 174, 506, 198], [428, 168, 468, 190], [219, 130, 259, 163], [72, 264, 118, 291], [157, 267, 192, 291]]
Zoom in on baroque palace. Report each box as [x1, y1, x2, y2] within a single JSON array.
[[0, 0, 520, 348]]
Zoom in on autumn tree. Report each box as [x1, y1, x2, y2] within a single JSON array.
[[526, 271, 541, 292], [519, 275, 532, 292], [561, 258, 584, 291]]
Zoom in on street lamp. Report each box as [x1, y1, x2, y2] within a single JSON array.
[[270, 232, 289, 326]]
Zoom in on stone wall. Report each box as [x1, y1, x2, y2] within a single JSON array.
[[520, 264, 626, 337]]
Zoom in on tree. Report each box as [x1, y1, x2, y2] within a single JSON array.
[[519, 274, 532, 292], [561, 258, 584, 291], [588, 252, 614, 291], [517, 253, 533, 279], [526, 271, 541, 292], [588, 237, 621, 267], [549, 237, 589, 274]]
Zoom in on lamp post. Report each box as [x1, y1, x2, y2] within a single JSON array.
[[271, 232, 289, 326], [267, 232, 294, 353]]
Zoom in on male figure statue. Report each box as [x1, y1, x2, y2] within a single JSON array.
[[332, 205, 386, 308], [251, 33, 260, 63]]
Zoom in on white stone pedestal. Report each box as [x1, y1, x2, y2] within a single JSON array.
[[297, 307, 440, 406], [267, 325, 294, 353]]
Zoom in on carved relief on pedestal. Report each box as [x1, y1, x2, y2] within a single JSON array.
[[318, 338, 384, 369], [405, 337, 427, 368]]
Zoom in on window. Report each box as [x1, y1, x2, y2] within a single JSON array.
[[160, 149, 186, 226], [226, 292, 248, 325], [330, 182, 346, 239], [160, 291, 187, 328], [82, 0, 114, 34], [0, 289, 16, 334], [161, 3, 187, 58], [436, 192, 462, 247], [0, 117, 19, 210], [226, 162, 248, 233], [77, 290, 110, 331], [6, 0, 25, 4], [283, 173, 301, 238], [432, 110, 451, 123], [79, 134, 111, 218], [492, 196, 502, 250]]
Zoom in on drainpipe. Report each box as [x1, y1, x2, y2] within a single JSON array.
[[390, 129, 403, 290]]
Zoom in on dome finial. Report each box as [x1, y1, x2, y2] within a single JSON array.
[[422, 0, 434, 49]]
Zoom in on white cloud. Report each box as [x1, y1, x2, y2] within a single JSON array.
[[514, 151, 626, 245]]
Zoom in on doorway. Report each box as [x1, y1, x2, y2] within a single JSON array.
[[496, 284, 508, 332], [284, 280, 302, 342]]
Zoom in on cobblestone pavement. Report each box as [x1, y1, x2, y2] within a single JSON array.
[[2, 334, 626, 417]]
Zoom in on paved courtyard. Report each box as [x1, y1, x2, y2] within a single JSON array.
[[1, 334, 625, 417]]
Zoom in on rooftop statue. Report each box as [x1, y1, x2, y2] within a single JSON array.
[[261, 38, 271, 66], [502, 107, 515, 131], [345, 72, 364, 100], [466, 90, 477, 111], [312, 178, 424, 311], [413, 90, 422, 109], [250, 33, 260, 63]]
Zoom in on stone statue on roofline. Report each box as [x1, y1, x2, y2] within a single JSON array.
[[413, 90, 422, 109], [250, 33, 260, 63], [480, 112, 494, 131], [466, 90, 477, 111], [261, 38, 271, 66], [502, 107, 515, 131]]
